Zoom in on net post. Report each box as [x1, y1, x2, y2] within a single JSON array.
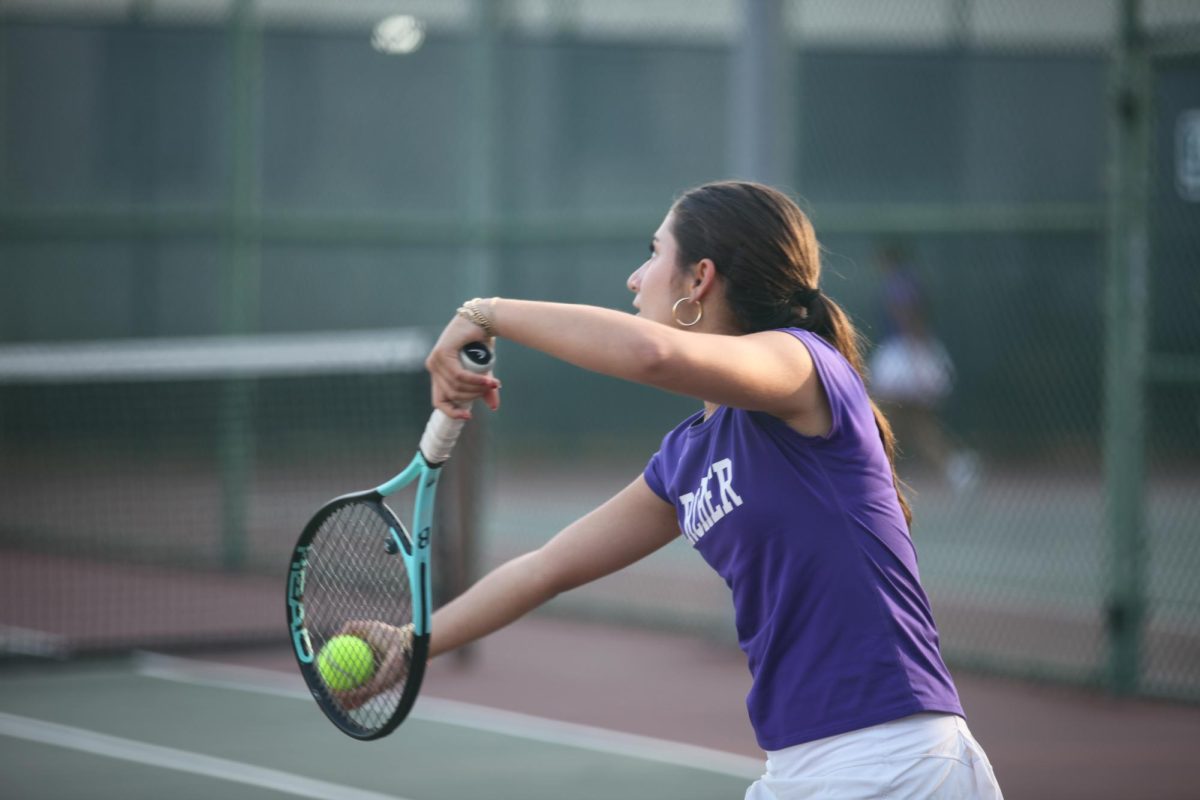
[[432, 407, 486, 667], [1102, 0, 1151, 696], [437, 0, 499, 665]]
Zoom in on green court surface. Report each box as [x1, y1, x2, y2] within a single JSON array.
[[0, 658, 757, 800]]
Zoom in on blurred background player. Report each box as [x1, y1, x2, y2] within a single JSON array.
[[869, 243, 980, 492]]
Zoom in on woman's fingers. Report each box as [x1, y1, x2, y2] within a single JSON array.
[[336, 650, 406, 709], [430, 370, 500, 419], [432, 386, 474, 420], [446, 374, 498, 397], [332, 621, 414, 710], [483, 384, 500, 411], [425, 312, 499, 417]]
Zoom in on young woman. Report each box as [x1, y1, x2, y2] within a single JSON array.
[[354, 181, 1002, 798]]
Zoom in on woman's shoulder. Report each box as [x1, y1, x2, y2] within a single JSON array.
[[774, 327, 873, 428], [774, 326, 835, 355]]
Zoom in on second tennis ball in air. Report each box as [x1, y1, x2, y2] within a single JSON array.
[[317, 635, 376, 691]]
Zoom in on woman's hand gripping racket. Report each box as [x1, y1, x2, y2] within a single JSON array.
[[286, 341, 494, 740]]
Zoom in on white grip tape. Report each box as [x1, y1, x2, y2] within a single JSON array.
[[419, 409, 466, 466], [419, 343, 493, 465]]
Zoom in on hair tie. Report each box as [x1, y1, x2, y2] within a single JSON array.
[[791, 286, 820, 307], [786, 286, 820, 321]]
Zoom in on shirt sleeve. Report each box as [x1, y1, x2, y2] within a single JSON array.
[[780, 328, 861, 441], [642, 449, 671, 503]]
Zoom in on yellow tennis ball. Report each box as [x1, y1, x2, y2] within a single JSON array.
[[317, 635, 376, 691]]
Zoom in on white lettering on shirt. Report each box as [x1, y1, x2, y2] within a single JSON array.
[[680, 457, 743, 544]]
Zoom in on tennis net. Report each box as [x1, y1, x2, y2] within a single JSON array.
[[0, 329, 480, 659]]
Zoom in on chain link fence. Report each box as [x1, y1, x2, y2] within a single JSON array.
[[1141, 3, 1200, 700], [1, 0, 1197, 700]]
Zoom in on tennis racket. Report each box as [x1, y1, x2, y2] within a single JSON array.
[[286, 341, 493, 740]]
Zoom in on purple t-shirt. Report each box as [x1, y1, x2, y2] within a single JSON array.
[[643, 328, 963, 751]]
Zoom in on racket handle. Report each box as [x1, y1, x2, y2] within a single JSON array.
[[419, 342, 494, 465]]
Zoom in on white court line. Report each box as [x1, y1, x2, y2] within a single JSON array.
[[135, 652, 764, 780], [0, 712, 412, 800]]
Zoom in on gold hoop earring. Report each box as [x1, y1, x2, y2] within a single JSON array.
[[672, 296, 703, 327]]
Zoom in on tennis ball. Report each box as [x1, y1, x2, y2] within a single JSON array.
[[317, 635, 376, 692]]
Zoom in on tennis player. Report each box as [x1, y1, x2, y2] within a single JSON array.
[[387, 181, 1002, 797]]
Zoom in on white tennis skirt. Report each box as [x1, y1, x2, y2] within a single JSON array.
[[744, 713, 1003, 800]]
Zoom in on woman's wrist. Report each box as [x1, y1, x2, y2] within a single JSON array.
[[456, 296, 499, 339]]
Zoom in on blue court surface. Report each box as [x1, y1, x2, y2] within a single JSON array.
[[0, 654, 758, 800]]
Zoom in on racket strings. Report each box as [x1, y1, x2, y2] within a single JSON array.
[[303, 500, 415, 731]]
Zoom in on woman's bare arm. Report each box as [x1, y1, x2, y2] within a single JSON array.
[[429, 474, 678, 658], [428, 300, 822, 423]]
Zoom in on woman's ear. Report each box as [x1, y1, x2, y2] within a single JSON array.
[[690, 258, 719, 300]]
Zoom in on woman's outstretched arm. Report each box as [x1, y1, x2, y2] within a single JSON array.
[[429, 474, 679, 658], [427, 299, 823, 424]]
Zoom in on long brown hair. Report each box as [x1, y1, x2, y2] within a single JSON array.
[[670, 180, 912, 527]]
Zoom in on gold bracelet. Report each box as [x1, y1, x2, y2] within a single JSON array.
[[456, 297, 496, 339]]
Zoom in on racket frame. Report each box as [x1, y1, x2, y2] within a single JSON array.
[[286, 341, 492, 740], [287, 463, 436, 740]]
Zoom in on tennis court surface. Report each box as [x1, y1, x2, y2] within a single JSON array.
[[0, 645, 755, 800], [4, 615, 1200, 800]]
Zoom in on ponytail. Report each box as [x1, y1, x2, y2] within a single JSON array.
[[797, 294, 913, 528]]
